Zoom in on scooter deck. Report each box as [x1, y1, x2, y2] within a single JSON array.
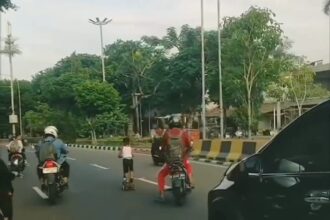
[[122, 182, 135, 191]]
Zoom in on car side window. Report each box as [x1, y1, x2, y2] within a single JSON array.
[[262, 103, 330, 174], [245, 154, 261, 173]]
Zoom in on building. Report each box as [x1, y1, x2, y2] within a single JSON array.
[[313, 63, 330, 89], [258, 62, 330, 132]]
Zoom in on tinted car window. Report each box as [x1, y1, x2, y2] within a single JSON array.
[[262, 101, 330, 173]]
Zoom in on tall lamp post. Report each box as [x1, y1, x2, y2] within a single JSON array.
[[201, 0, 207, 139], [0, 22, 21, 137], [89, 17, 112, 82], [16, 79, 23, 136], [217, 0, 224, 138], [0, 12, 2, 80]]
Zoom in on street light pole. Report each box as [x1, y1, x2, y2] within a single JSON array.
[[89, 17, 112, 82], [0, 22, 20, 137], [8, 23, 15, 136], [201, 0, 207, 139], [0, 12, 2, 80], [16, 79, 23, 136], [217, 0, 224, 138]]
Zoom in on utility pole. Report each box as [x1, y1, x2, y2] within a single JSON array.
[[89, 17, 112, 82], [7, 22, 17, 136], [0, 22, 21, 137], [201, 0, 207, 139], [217, 0, 224, 138], [17, 79, 23, 136], [0, 12, 2, 80]]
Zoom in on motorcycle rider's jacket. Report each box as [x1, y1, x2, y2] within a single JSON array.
[[36, 136, 57, 163], [52, 138, 69, 164], [162, 128, 192, 162], [36, 136, 68, 164]]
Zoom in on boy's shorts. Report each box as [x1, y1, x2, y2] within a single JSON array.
[[123, 158, 133, 173]]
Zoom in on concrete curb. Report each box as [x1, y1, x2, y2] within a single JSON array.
[[68, 144, 151, 153], [68, 144, 121, 151]]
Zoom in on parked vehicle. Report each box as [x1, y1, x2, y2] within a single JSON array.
[[208, 100, 330, 220], [151, 138, 166, 165]]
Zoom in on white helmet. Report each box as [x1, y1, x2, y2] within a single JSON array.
[[44, 125, 58, 138]]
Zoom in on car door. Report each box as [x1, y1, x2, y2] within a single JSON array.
[[246, 101, 330, 220]]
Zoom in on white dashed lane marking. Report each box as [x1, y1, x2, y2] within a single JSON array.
[[90, 163, 109, 170], [136, 177, 170, 189], [67, 157, 76, 161], [32, 186, 48, 199]]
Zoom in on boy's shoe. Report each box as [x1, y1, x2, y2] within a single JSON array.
[[63, 183, 69, 190], [189, 183, 195, 189]]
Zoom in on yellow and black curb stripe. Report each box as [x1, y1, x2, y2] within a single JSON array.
[[192, 139, 268, 163]]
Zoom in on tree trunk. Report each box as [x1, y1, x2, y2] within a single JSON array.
[[247, 94, 252, 139], [91, 129, 97, 145], [276, 101, 281, 130], [132, 93, 140, 134], [298, 105, 302, 116], [86, 117, 97, 144]]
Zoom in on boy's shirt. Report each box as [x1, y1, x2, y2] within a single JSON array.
[[121, 145, 133, 159]]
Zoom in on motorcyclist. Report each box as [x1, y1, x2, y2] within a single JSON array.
[[156, 117, 194, 201], [35, 126, 70, 189], [6, 135, 25, 164]]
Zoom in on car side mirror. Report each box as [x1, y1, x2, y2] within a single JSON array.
[[243, 154, 264, 183], [244, 154, 262, 173]]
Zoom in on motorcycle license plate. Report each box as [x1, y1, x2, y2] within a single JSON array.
[[42, 167, 58, 174], [172, 174, 185, 179]]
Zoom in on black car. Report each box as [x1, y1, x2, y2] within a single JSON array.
[[151, 137, 166, 165], [208, 100, 330, 220]]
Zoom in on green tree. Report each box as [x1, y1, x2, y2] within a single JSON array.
[[0, 0, 15, 11], [105, 39, 166, 134], [209, 7, 285, 137], [268, 59, 330, 116], [156, 25, 203, 114], [0, 80, 11, 137], [324, 0, 330, 14], [74, 81, 127, 143], [28, 53, 104, 140]]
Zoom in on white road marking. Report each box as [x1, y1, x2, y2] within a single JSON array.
[[32, 186, 48, 199], [67, 157, 76, 161], [90, 163, 109, 170], [136, 177, 170, 189]]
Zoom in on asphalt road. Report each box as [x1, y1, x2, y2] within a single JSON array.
[[0, 144, 227, 220]]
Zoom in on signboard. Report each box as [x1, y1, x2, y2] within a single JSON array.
[[9, 114, 18, 124]]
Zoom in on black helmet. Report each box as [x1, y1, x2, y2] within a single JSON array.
[[168, 114, 182, 129]]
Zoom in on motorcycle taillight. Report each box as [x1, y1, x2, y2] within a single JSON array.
[[45, 160, 57, 168]]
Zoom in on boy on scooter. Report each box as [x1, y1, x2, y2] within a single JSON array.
[[118, 137, 134, 187]]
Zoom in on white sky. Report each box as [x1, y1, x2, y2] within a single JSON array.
[[0, 0, 329, 80]]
